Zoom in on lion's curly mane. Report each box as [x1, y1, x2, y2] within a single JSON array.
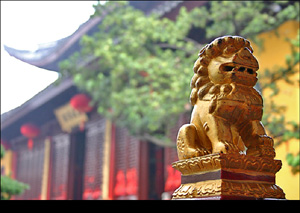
[[190, 36, 254, 105]]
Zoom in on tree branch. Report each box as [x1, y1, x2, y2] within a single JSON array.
[[182, 37, 202, 47], [157, 42, 203, 55]]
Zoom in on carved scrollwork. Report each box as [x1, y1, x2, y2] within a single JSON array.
[[172, 153, 282, 175], [172, 154, 221, 175], [172, 180, 222, 199], [172, 180, 285, 199]]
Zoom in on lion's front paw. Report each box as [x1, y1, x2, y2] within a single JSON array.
[[212, 141, 239, 154], [196, 147, 211, 156], [213, 141, 228, 154], [184, 147, 209, 159]]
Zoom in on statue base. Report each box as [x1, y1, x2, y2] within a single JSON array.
[[171, 153, 285, 200]]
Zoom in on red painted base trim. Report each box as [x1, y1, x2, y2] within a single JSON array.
[[221, 170, 275, 183]]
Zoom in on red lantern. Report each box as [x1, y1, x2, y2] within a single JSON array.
[[20, 123, 40, 150], [70, 94, 93, 113], [70, 94, 93, 131]]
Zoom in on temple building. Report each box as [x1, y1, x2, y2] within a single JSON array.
[[1, 1, 299, 199]]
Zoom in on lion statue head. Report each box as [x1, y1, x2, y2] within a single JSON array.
[[190, 36, 259, 105]]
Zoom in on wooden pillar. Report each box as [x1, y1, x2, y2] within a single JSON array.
[[138, 141, 149, 200], [102, 120, 112, 200], [108, 123, 116, 200], [41, 137, 51, 200]]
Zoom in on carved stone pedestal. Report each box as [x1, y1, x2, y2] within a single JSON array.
[[171, 153, 285, 200]]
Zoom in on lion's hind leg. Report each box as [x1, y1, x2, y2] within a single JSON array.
[[176, 124, 210, 160]]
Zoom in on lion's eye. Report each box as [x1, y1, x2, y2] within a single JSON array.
[[238, 67, 245, 72], [247, 68, 254, 74], [222, 66, 235, 72]]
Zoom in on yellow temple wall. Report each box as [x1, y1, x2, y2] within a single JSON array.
[[250, 20, 299, 200]]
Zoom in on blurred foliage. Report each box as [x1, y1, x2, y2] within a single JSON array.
[[203, 1, 299, 42], [286, 153, 300, 174], [1, 144, 29, 200], [59, 1, 299, 171], [1, 144, 5, 159]]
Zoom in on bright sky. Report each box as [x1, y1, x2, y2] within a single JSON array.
[[1, 1, 98, 114]]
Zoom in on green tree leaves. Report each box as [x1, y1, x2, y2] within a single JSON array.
[[286, 153, 300, 174]]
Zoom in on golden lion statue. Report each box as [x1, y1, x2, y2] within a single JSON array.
[[177, 36, 275, 160]]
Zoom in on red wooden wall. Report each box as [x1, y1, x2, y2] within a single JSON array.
[[113, 126, 141, 199]]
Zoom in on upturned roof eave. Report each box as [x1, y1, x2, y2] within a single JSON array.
[[3, 1, 184, 71], [4, 16, 103, 71]]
